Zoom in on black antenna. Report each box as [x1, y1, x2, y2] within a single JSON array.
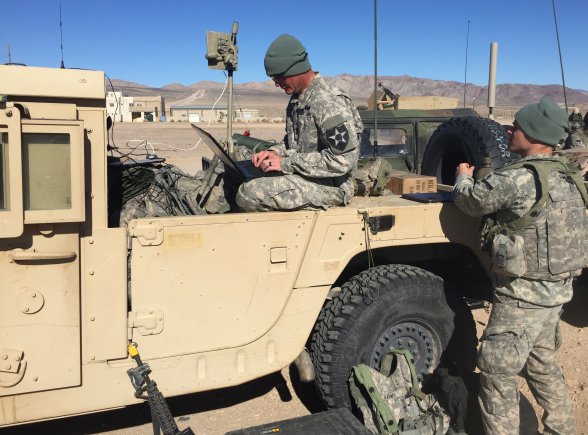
[[372, 0, 378, 158], [551, 0, 567, 112], [59, 4, 65, 68], [463, 20, 470, 108]]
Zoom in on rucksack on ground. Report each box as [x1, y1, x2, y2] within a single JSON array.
[[349, 348, 449, 435]]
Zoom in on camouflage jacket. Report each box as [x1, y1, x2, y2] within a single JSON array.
[[566, 129, 587, 148], [453, 154, 588, 305], [269, 74, 362, 199]]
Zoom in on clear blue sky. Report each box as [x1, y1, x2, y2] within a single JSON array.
[[2, 0, 586, 90]]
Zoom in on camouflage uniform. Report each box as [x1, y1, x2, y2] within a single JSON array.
[[453, 154, 586, 435], [236, 74, 362, 211], [566, 128, 587, 148], [566, 112, 587, 148]]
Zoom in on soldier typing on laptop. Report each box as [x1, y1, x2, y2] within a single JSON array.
[[235, 34, 363, 212]]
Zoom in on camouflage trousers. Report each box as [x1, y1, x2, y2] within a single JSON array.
[[478, 294, 575, 435], [236, 174, 349, 212]]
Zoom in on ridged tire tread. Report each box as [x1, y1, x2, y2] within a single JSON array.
[[421, 116, 518, 184], [309, 264, 476, 409]]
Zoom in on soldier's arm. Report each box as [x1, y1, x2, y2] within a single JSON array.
[[267, 142, 288, 157], [281, 104, 360, 178], [453, 171, 521, 217]]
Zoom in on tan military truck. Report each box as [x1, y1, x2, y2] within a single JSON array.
[[0, 65, 493, 428]]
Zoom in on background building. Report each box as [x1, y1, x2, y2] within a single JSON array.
[[235, 108, 260, 122], [169, 105, 228, 123], [106, 96, 258, 123], [169, 105, 260, 123], [129, 96, 165, 122], [106, 93, 165, 122], [106, 91, 133, 122]]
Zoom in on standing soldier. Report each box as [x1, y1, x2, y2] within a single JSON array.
[[453, 97, 588, 434], [565, 107, 587, 148], [236, 34, 363, 211]]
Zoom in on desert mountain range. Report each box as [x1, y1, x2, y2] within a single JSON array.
[[110, 74, 588, 112]]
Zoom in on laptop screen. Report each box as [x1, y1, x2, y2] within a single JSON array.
[[190, 124, 240, 173]]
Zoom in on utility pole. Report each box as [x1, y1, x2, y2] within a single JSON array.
[[488, 42, 498, 120]]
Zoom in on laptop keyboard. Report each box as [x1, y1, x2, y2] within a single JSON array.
[[235, 160, 283, 180]]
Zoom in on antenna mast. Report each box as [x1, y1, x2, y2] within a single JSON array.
[[551, 0, 568, 112], [205, 22, 239, 153], [463, 20, 470, 108], [59, 4, 65, 68], [372, 0, 378, 158], [7, 44, 11, 64], [227, 22, 238, 153]]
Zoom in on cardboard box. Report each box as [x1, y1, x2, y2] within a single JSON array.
[[386, 170, 437, 195]]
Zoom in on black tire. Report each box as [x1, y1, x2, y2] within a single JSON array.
[[309, 264, 477, 409], [421, 116, 519, 184]]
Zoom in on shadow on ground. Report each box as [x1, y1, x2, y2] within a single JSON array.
[[562, 270, 588, 328], [0, 371, 303, 435], [1, 313, 555, 435], [0, 367, 541, 435], [288, 365, 326, 414]]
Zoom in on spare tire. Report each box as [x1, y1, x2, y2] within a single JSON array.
[[309, 264, 477, 410], [421, 116, 518, 184]]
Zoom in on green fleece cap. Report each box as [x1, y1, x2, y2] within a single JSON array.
[[514, 97, 569, 146], [264, 34, 311, 78]]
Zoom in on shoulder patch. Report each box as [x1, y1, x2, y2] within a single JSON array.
[[326, 123, 350, 152], [322, 114, 354, 154]]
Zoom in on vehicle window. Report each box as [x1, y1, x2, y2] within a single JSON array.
[[22, 133, 72, 210], [0, 133, 6, 210], [417, 122, 441, 151], [360, 127, 410, 158], [425, 125, 439, 143]]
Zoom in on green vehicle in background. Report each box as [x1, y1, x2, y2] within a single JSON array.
[[358, 108, 474, 173], [233, 97, 516, 185], [356, 84, 518, 184]]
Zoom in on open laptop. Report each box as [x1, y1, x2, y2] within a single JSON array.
[[191, 124, 283, 181]]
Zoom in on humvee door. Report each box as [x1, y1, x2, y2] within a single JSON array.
[[0, 107, 85, 396], [127, 211, 315, 359]]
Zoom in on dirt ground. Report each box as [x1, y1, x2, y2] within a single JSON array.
[[107, 121, 285, 175], [2, 121, 586, 435]]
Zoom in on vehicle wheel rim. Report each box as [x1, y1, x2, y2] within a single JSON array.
[[369, 320, 442, 380]]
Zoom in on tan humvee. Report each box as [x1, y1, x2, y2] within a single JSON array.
[[0, 65, 491, 427]]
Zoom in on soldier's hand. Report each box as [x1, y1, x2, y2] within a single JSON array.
[[252, 150, 282, 172], [456, 163, 475, 178]]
